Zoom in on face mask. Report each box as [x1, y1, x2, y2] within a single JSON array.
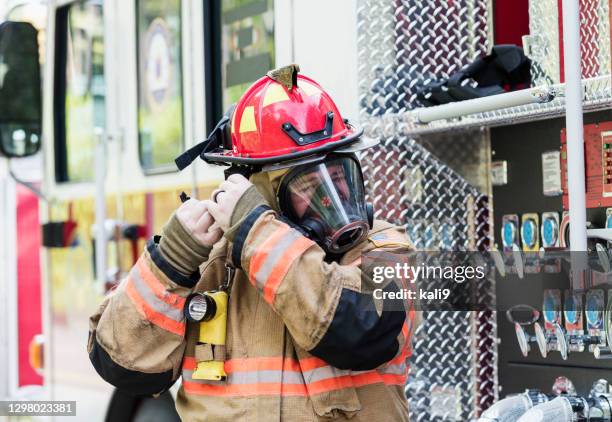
[[278, 155, 373, 254]]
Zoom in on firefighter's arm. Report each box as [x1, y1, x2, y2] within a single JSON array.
[[224, 202, 408, 371], [88, 202, 219, 396]]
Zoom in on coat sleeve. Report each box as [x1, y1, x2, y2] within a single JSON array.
[[229, 205, 408, 371], [87, 236, 201, 396]]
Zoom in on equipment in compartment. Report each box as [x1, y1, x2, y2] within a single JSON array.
[[502, 214, 521, 251], [481, 379, 612, 422], [560, 211, 571, 248], [606, 208, 612, 228], [564, 291, 585, 353], [586, 290, 606, 352], [542, 151, 563, 196], [543, 289, 562, 331], [511, 285, 612, 363], [521, 213, 540, 251], [561, 122, 612, 209], [541, 212, 560, 247], [492, 112, 612, 399]]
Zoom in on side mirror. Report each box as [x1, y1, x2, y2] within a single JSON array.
[[0, 21, 42, 158]]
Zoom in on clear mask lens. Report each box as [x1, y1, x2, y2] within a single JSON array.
[[284, 157, 369, 253]]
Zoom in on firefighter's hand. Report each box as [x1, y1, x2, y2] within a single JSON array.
[[176, 199, 223, 247], [205, 174, 253, 231]]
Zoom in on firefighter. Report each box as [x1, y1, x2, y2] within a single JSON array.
[[88, 65, 416, 421]]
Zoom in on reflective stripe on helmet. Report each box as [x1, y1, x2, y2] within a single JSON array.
[[262, 83, 290, 107], [239, 106, 257, 133]]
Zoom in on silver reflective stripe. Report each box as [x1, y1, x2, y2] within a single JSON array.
[[299, 364, 406, 383], [378, 362, 408, 376], [182, 362, 406, 386], [129, 266, 184, 322], [254, 229, 302, 292], [301, 365, 351, 384], [182, 369, 304, 385]]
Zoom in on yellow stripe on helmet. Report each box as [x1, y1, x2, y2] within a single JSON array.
[[239, 106, 257, 133]]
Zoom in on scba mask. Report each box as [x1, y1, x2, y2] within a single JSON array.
[[278, 155, 373, 254]]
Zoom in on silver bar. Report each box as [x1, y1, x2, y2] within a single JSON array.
[[562, 0, 588, 253], [587, 228, 612, 242], [414, 86, 555, 124]]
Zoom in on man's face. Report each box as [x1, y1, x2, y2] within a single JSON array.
[[288, 163, 350, 219]]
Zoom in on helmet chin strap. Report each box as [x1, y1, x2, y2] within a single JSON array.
[[174, 104, 236, 171], [223, 165, 257, 181]]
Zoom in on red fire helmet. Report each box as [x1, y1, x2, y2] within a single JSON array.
[[202, 65, 374, 167]]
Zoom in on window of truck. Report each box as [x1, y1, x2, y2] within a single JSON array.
[[53, 0, 105, 183], [204, 0, 275, 129], [136, 0, 184, 173], [221, 0, 275, 108]]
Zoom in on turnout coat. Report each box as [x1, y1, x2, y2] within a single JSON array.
[[88, 193, 416, 421]]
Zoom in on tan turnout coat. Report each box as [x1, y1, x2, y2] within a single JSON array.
[[88, 206, 415, 421]]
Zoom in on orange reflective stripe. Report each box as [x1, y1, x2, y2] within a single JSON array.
[[183, 356, 324, 373], [125, 279, 186, 336], [225, 357, 303, 373], [295, 356, 329, 372], [305, 374, 354, 395], [262, 236, 314, 304], [248, 225, 291, 286], [183, 381, 308, 397], [136, 258, 186, 311], [181, 355, 406, 397], [303, 371, 405, 394], [401, 320, 409, 339], [379, 373, 406, 386], [182, 356, 197, 370], [183, 356, 405, 379], [248, 224, 314, 305], [183, 374, 403, 397]]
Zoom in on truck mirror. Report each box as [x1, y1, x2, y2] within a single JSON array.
[[0, 21, 42, 158]]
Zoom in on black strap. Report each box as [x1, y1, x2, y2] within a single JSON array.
[[174, 140, 211, 171], [174, 105, 235, 171], [231, 205, 272, 268], [147, 239, 201, 288]]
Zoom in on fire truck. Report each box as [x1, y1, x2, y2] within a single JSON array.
[[3, 0, 612, 420], [0, 0, 361, 419]]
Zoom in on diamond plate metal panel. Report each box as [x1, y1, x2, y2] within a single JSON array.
[[525, 0, 610, 85], [358, 133, 497, 420], [358, 0, 491, 115], [372, 75, 612, 136], [357, 1, 497, 420], [359, 0, 612, 137], [524, 0, 561, 86]]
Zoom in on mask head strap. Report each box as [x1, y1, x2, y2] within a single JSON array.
[[175, 104, 236, 171]]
